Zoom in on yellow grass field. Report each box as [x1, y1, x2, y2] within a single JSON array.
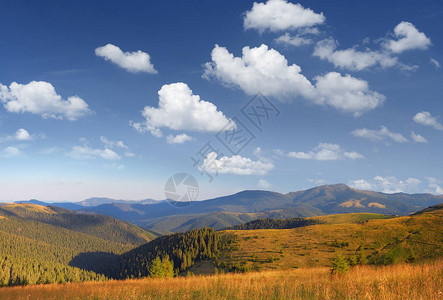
[[0, 260, 441, 300], [222, 210, 443, 270]]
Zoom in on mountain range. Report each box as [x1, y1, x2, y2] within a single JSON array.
[[12, 184, 443, 234]]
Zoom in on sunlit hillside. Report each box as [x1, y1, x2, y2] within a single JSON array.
[[0, 260, 441, 300]]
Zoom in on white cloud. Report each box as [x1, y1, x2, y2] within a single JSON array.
[[351, 126, 408, 143], [313, 38, 398, 71], [287, 143, 364, 161], [0, 128, 34, 142], [384, 22, 431, 53], [166, 133, 194, 144], [258, 179, 272, 189], [430, 58, 440, 69], [67, 146, 121, 161], [200, 152, 274, 176], [350, 176, 421, 193], [1, 146, 23, 158], [95, 44, 157, 74], [428, 184, 443, 194], [203, 44, 316, 100], [0, 81, 91, 120], [349, 179, 373, 190], [100, 136, 135, 157], [425, 178, 443, 194], [100, 136, 129, 149], [413, 111, 443, 130], [15, 129, 32, 141], [204, 44, 384, 116], [275, 33, 313, 46], [410, 131, 428, 143], [314, 21, 431, 71], [131, 82, 232, 137], [314, 72, 385, 116], [244, 0, 325, 33]]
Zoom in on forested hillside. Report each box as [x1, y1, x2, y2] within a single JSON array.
[[0, 204, 152, 286], [225, 217, 322, 230], [107, 227, 237, 279]]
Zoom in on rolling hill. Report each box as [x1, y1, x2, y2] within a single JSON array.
[[218, 204, 443, 272], [78, 184, 443, 233], [88, 204, 443, 280], [12, 184, 443, 234], [0, 203, 153, 286]]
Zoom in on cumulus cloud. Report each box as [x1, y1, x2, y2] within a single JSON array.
[[314, 72, 385, 116], [0, 81, 91, 120], [351, 126, 408, 143], [204, 44, 384, 116], [425, 177, 443, 194], [95, 44, 157, 74], [384, 22, 431, 53], [287, 143, 364, 161], [349, 176, 421, 193], [413, 111, 443, 130], [166, 133, 194, 144], [130, 82, 232, 137], [0, 128, 34, 142], [314, 22, 430, 71], [410, 131, 428, 143], [313, 38, 398, 71], [15, 129, 32, 141], [67, 146, 121, 161], [203, 44, 316, 100], [199, 152, 274, 175], [1, 146, 23, 158], [348, 179, 373, 190], [244, 0, 325, 33]]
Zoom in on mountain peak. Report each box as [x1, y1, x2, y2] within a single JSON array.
[[316, 183, 350, 190]]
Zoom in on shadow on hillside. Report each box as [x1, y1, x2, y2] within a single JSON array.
[[69, 251, 119, 274]]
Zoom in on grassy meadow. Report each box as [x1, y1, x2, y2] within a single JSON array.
[[0, 260, 441, 299]]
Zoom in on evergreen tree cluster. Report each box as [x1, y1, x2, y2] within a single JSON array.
[[107, 227, 237, 279], [226, 217, 322, 230], [0, 204, 151, 286]]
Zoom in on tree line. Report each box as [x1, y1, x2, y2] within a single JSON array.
[[225, 217, 322, 230]]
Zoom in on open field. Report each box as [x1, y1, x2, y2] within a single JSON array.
[[0, 260, 441, 299], [221, 209, 443, 270], [308, 212, 392, 224]]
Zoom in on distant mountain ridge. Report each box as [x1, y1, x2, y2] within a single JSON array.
[[12, 184, 443, 234]]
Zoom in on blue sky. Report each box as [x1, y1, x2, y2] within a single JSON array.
[[0, 0, 442, 201]]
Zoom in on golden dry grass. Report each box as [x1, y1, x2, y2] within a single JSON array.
[[2, 204, 56, 214], [224, 211, 442, 270], [0, 260, 441, 299], [308, 213, 390, 224]]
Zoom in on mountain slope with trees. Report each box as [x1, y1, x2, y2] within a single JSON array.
[[0, 204, 153, 286], [72, 184, 443, 233]]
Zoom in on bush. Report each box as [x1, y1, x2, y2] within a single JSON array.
[[331, 253, 349, 274], [148, 255, 174, 278]]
